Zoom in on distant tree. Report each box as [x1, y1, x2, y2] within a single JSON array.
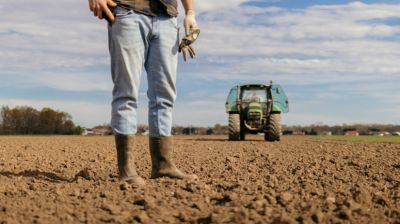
[[0, 106, 12, 134], [93, 123, 112, 130], [17, 106, 40, 134], [0, 105, 82, 135], [172, 126, 184, 135], [212, 123, 228, 135], [182, 127, 197, 135], [281, 123, 400, 136]]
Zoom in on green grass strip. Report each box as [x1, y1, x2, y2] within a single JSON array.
[[309, 135, 400, 143]]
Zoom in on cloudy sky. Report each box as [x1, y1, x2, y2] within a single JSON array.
[[1, 0, 400, 127]]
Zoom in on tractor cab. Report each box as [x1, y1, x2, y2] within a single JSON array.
[[240, 86, 269, 131]]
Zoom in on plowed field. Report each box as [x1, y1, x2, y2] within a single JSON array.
[[0, 136, 399, 223]]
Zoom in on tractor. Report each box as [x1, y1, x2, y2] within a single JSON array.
[[225, 82, 289, 141]]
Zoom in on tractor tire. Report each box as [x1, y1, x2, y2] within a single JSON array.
[[265, 114, 282, 142], [229, 114, 241, 141]]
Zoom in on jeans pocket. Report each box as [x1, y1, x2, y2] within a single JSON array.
[[169, 17, 179, 30], [113, 6, 133, 18]]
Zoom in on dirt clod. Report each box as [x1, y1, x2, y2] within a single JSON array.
[[277, 192, 293, 206], [373, 193, 388, 206], [75, 168, 93, 181], [272, 214, 297, 224], [132, 211, 149, 223], [337, 209, 351, 220], [119, 182, 129, 191], [311, 210, 323, 223]]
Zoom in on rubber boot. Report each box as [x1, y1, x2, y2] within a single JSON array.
[[115, 134, 145, 186], [149, 137, 197, 180]]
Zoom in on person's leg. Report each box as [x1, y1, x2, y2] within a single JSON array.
[[145, 16, 197, 180], [145, 16, 179, 138], [108, 7, 151, 185], [109, 7, 151, 135]]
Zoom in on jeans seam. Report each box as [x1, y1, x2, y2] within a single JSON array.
[[151, 71, 160, 137]]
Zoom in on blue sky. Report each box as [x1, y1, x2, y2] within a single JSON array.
[[1, 0, 400, 127]]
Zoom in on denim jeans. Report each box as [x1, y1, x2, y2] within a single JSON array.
[[108, 6, 179, 137]]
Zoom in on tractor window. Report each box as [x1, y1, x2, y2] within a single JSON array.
[[227, 88, 237, 104], [271, 84, 289, 113], [226, 87, 239, 113], [241, 89, 267, 102]]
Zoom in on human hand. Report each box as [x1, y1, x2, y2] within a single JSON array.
[[179, 42, 196, 62], [183, 10, 198, 35], [179, 29, 200, 62], [88, 0, 117, 23]]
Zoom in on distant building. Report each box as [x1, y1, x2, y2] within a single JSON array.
[[82, 128, 112, 136], [82, 129, 91, 136], [345, 131, 359, 136], [378, 131, 391, 136], [369, 131, 391, 136], [292, 131, 306, 136], [318, 131, 332, 136], [182, 127, 197, 135]]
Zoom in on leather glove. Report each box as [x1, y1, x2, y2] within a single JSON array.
[[179, 29, 199, 61], [180, 10, 200, 62], [88, 0, 117, 23]]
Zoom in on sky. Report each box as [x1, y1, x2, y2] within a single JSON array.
[[1, 0, 400, 128]]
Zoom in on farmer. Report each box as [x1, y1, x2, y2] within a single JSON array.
[[88, 0, 199, 185]]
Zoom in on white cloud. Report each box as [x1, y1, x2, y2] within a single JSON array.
[[196, 0, 248, 12], [31, 72, 112, 92], [192, 1, 400, 85], [2, 0, 400, 85], [0, 0, 109, 73], [0, 71, 112, 92]]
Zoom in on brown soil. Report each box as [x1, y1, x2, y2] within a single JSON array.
[[0, 135, 399, 224]]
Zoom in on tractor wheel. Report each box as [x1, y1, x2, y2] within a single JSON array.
[[265, 114, 282, 141], [229, 114, 241, 141]]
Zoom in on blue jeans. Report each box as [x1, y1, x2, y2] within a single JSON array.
[[108, 6, 179, 137]]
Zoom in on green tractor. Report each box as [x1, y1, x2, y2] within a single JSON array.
[[225, 82, 289, 141]]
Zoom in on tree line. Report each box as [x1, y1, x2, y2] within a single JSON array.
[[122, 122, 400, 136], [170, 123, 400, 136], [0, 106, 82, 135], [5, 105, 395, 136], [283, 123, 400, 135], [172, 123, 400, 136]]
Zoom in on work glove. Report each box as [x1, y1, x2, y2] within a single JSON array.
[[179, 10, 200, 62], [184, 10, 198, 36], [88, 0, 117, 23]]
